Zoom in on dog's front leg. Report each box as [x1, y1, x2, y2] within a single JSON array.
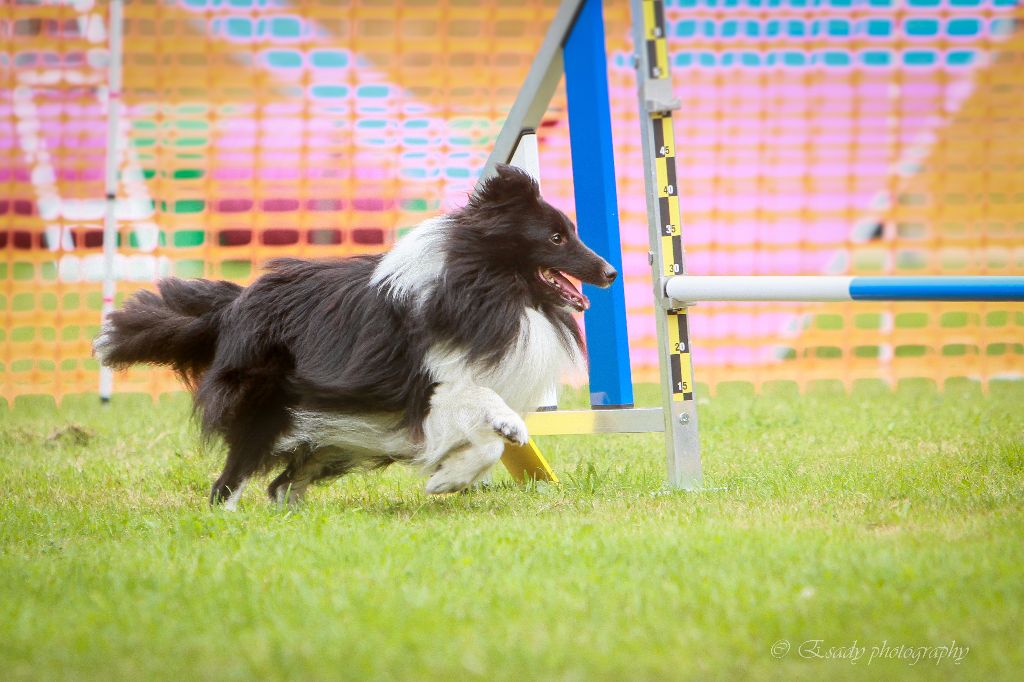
[[424, 440, 505, 494], [421, 382, 527, 494]]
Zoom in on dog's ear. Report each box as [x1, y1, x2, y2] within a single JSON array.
[[468, 163, 539, 210]]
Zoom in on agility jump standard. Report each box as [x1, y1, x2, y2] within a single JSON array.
[[489, 0, 1024, 491], [485, 0, 704, 488]]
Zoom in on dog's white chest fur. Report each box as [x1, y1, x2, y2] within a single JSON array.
[[369, 216, 585, 411], [425, 308, 584, 414]]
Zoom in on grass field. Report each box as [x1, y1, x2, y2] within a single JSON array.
[[1, 382, 1022, 680]]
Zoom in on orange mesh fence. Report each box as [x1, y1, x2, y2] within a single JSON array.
[[2, 0, 1022, 406]]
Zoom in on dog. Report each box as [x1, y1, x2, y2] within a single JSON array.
[[94, 165, 617, 508]]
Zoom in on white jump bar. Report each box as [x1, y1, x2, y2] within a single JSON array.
[[665, 276, 1024, 303]]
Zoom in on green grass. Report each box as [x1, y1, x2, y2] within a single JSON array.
[[2, 382, 1022, 681]]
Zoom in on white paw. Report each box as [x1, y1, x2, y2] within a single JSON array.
[[425, 466, 474, 495], [489, 411, 528, 446], [424, 443, 503, 495], [222, 479, 249, 511], [271, 482, 307, 506]]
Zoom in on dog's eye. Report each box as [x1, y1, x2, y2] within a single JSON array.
[[550, 233, 563, 245]]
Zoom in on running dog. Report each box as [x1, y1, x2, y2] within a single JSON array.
[[94, 165, 616, 507]]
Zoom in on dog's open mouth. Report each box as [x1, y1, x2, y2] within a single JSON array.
[[538, 268, 590, 312]]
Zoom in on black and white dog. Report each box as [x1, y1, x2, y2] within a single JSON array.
[[94, 165, 616, 508]]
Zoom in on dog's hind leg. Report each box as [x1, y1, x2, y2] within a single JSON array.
[[210, 446, 260, 508], [210, 468, 250, 509], [267, 467, 306, 505], [202, 350, 297, 508], [222, 478, 249, 511], [267, 459, 317, 505], [267, 447, 364, 504], [197, 340, 298, 507], [209, 399, 294, 508]]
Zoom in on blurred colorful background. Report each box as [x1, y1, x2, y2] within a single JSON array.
[[3, 0, 1023, 406]]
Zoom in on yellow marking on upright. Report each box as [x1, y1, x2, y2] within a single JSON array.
[[655, 40, 668, 76], [659, 116, 674, 155], [675, 350, 693, 402], [655, 157, 669, 195], [667, 312, 681, 351], [667, 193, 680, 227], [643, 0, 657, 40], [662, 242, 677, 276], [666, 310, 693, 402]]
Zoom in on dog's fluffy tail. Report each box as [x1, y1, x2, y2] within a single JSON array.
[[93, 278, 242, 387]]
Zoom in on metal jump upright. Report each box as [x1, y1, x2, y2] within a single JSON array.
[[629, 0, 702, 488]]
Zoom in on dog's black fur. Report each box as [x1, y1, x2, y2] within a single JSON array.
[[95, 165, 616, 504]]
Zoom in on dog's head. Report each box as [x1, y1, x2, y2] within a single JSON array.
[[460, 164, 617, 312]]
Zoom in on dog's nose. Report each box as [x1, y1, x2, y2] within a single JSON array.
[[602, 266, 618, 284]]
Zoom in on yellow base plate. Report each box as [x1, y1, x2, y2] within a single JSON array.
[[500, 438, 559, 483]]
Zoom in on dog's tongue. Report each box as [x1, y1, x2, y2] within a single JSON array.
[[551, 270, 590, 311]]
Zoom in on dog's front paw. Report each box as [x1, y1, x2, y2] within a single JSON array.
[[424, 469, 473, 495], [489, 411, 528, 446]]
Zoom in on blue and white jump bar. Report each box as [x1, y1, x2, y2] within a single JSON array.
[[665, 276, 1024, 303]]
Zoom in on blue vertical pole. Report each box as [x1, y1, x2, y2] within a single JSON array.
[[564, 0, 634, 409]]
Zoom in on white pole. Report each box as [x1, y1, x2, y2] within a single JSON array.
[[98, 0, 124, 403], [666, 276, 854, 303], [510, 131, 558, 411]]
